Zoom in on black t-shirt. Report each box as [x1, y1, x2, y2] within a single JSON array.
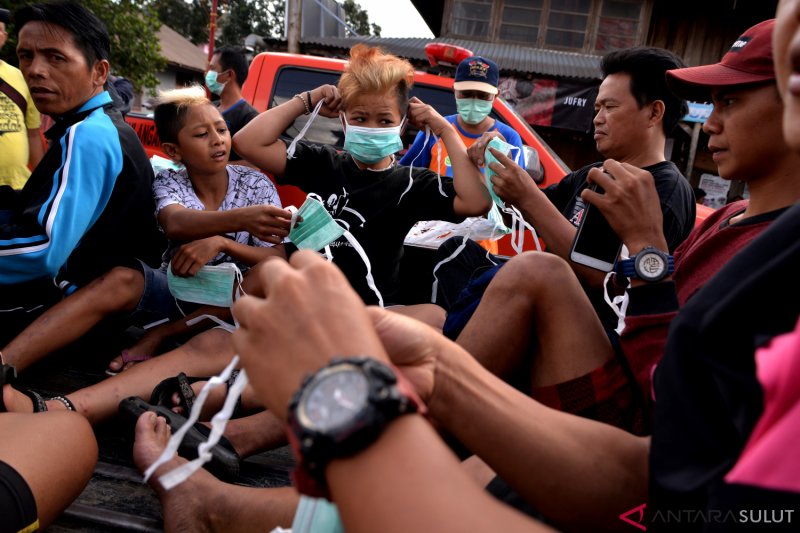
[[542, 160, 696, 253], [221, 99, 259, 161], [648, 203, 800, 532], [281, 141, 462, 304]]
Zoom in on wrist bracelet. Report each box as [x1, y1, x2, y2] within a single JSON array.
[[293, 93, 310, 115], [306, 91, 313, 111]]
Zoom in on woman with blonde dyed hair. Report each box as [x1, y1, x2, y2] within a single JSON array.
[[234, 44, 491, 319]]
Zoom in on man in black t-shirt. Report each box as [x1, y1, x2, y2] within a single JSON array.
[[435, 47, 695, 314]]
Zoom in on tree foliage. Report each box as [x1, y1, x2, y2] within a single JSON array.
[[342, 0, 381, 37], [0, 0, 165, 92]]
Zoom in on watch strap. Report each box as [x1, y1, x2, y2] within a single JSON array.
[[615, 247, 674, 281]]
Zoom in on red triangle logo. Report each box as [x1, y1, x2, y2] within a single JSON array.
[[619, 503, 647, 531]]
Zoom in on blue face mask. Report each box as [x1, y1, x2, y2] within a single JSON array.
[[205, 70, 227, 95], [343, 115, 405, 164], [289, 196, 346, 251], [484, 136, 519, 208], [456, 97, 493, 125], [167, 262, 242, 307]]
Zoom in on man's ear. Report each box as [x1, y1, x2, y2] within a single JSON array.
[[92, 59, 110, 90], [650, 100, 666, 125], [161, 142, 181, 162]]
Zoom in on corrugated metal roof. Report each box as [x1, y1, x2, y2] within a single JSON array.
[[158, 25, 207, 73], [300, 36, 603, 80]]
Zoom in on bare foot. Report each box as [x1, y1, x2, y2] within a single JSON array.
[[133, 411, 220, 533], [107, 332, 165, 374], [2, 385, 36, 413]]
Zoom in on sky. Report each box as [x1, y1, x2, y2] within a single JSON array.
[[354, 0, 434, 38]]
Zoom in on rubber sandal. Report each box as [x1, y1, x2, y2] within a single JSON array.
[[150, 372, 201, 414], [150, 370, 243, 419], [0, 363, 73, 412], [118, 396, 240, 480], [106, 350, 154, 376]]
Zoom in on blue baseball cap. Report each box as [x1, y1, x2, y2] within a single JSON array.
[[454, 56, 499, 95]]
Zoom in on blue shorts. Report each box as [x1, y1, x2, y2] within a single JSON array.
[[128, 260, 184, 327]]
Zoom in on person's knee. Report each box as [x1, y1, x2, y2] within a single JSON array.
[[46, 411, 98, 470], [100, 266, 145, 310], [491, 252, 572, 296]]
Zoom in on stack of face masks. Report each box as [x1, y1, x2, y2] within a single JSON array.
[[167, 262, 243, 309]]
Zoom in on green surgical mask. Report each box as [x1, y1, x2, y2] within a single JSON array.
[[167, 262, 242, 308], [205, 70, 227, 95], [484, 136, 519, 208], [456, 98, 493, 125], [289, 196, 346, 252], [288, 194, 385, 307]]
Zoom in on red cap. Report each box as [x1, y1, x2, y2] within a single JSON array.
[[666, 19, 775, 102]]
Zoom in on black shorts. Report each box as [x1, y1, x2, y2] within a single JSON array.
[[0, 460, 38, 533]]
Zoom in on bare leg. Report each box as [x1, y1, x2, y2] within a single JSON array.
[[2, 328, 237, 424], [388, 304, 446, 331], [109, 260, 273, 373], [457, 252, 613, 389], [0, 411, 97, 529], [219, 411, 288, 457], [133, 411, 297, 533], [2, 267, 144, 371]]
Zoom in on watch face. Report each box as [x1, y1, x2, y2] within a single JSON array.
[[637, 252, 666, 279], [300, 368, 369, 432]]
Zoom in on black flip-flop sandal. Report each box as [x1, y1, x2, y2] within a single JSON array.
[[149, 370, 243, 419], [119, 396, 241, 480]]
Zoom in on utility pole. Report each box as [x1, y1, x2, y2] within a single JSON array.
[[208, 0, 218, 67], [287, 0, 302, 54]]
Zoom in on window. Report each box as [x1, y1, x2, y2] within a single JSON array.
[[595, 0, 642, 51], [545, 0, 591, 49], [446, 0, 648, 53], [499, 0, 542, 45], [272, 66, 498, 149], [450, 0, 493, 39]]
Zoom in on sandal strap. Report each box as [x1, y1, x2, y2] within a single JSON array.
[[19, 388, 48, 412], [227, 369, 243, 419], [50, 395, 76, 411]]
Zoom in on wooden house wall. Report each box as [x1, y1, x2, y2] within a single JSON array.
[[647, 0, 778, 67]]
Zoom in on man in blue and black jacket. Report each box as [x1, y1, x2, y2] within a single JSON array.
[[0, 1, 163, 344]]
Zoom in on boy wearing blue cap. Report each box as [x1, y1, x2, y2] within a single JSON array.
[[400, 56, 525, 178]]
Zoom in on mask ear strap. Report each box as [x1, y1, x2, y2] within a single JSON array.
[[399, 126, 430, 205], [287, 99, 325, 159], [342, 230, 384, 308], [430, 233, 470, 304]]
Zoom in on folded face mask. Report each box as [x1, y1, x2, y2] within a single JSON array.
[[289, 196, 346, 251], [167, 262, 242, 308], [484, 136, 519, 208]]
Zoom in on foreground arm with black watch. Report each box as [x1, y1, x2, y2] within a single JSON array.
[[231, 251, 554, 533]]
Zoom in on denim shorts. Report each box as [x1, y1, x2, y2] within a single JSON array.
[[128, 260, 184, 327]]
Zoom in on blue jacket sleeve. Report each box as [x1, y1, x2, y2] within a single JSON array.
[[0, 114, 122, 283], [399, 130, 433, 168]]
